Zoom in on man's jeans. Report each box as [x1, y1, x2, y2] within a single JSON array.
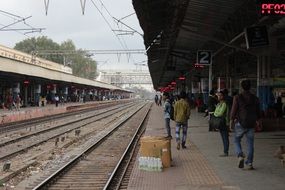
[[175, 122, 188, 144], [234, 122, 255, 164], [165, 118, 171, 136]]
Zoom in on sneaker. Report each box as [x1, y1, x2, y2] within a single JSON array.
[[219, 153, 228, 157], [244, 163, 254, 170], [177, 143, 180, 150], [238, 157, 244, 168]]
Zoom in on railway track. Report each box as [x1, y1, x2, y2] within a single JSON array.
[[28, 102, 151, 190], [0, 102, 137, 161], [0, 100, 132, 134]]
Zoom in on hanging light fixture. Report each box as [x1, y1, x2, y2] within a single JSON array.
[[23, 80, 30, 85]]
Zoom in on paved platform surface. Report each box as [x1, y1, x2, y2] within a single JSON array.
[[127, 104, 285, 190]]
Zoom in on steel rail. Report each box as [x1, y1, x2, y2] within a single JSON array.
[[103, 103, 150, 190], [0, 102, 134, 149], [31, 102, 147, 190], [0, 100, 131, 134], [0, 102, 137, 161]]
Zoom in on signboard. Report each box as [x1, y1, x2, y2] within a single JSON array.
[[245, 26, 269, 49], [259, 0, 285, 15], [197, 50, 212, 65]]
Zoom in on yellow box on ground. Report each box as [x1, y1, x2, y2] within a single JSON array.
[[140, 136, 172, 168]]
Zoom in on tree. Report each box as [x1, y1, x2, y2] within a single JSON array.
[[15, 36, 61, 63], [14, 37, 98, 80], [69, 49, 97, 79]]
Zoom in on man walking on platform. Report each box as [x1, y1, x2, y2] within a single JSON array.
[[174, 91, 191, 150], [154, 94, 159, 105], [163, 92, 172, 138], [230, 80, 261, 170]]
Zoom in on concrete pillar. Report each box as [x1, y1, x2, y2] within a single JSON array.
[[201, 78, 209, 104], [35, 84, 41, 106], [51, 84, 57, 94], [63, 86, 68, 102], [24, 86, 28, 107], [217, 77, 226, 92], [209, 64, 212, 92], [226, 57, 230, 90], [13, 82, 20, 100], [257, 56, 261, 96], [51, 84, 57, 102]]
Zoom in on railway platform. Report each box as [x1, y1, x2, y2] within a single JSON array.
[[128, 104, 285, 190]]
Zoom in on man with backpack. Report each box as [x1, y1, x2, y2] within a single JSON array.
[[163, 92, 173, 138], [230, 80, 261, 170], [174, 91, 191, 150]]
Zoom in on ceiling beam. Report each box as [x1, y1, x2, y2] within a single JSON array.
[[180, 26, 255, 56]]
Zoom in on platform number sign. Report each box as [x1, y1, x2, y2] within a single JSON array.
[[197, 50, 212, 65]]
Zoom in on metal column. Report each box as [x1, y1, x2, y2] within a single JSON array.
[[209, 64, 212, 92]]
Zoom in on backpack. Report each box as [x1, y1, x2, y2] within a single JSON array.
[[166, 100, 174, 120], [237, 94, 258, 128]]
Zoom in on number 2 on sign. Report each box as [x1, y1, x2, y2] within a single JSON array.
[[200, 52, 209, 64]]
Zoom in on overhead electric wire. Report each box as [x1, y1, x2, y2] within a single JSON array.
[[0, 9, 43, 36], [0, 23, 29, 37], [97, 0, 113, 19], [90, 0, 126, 49], [96, 0, 132, 52], [0, 16, 32, 31], [0, 9, 23, 19], [90, 0, 138, 64], [0, 11, 18, 20], [118, 13, 135, 22], [112, 17, 143, 37], [95, 0, 139, 64], [0, 28, 44, 31]]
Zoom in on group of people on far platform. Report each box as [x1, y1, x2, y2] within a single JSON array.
[[158, 79, 260, 170]]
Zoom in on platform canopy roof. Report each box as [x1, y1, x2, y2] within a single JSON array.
[[0, 45, 130, 92], [133, 0, 285, 90]]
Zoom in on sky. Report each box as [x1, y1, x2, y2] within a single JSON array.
[[0, 0, 147, 71]]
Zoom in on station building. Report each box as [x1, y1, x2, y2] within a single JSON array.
[[0, 44, 131, 109]]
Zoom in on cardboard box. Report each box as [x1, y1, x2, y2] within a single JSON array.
[[140, 136, 171, 168]]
